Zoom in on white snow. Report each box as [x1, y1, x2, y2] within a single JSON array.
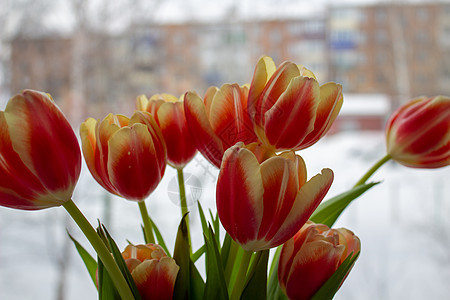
[[0, 131, 449, 299]]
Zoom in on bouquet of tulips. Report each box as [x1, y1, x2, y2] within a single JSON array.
[[1, 55, 449, 300]]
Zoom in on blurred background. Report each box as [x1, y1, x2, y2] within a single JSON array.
[[0, 0, 449, 299]]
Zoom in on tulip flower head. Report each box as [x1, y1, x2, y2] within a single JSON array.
[[278, 221, 360, 300], [122, 244, 179, 300], [184, 84, 258, 167], [216, 142, 333, 251], [247, 56, 343, 151], [0, 90, 81, 210], [80, 111, 166, 201], [386, 95, 450, 168], [137, 93, 197, 169]]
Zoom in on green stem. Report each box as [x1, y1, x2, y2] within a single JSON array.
[[230, 249, 253, 300], [224, 239, 239, 285], [138, 201, 155, 244], [354, 154, 391, 187], [62, 200, 135, 300], [177, 168, 191, 253]]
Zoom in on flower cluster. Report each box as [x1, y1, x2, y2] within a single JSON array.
[[0, 55, 448, 300]]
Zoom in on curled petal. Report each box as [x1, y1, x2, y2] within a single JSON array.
[[216, 145, 264, 248], [107, 124, 163, 201], [4, 90, 81, 202], [157, 101, 196, 168], [184, 91, 224, 167], [264, 76, 320, 150]]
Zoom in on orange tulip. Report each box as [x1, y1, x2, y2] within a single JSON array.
[[278, 221, 360, 300], [216, 142, 333, 251], [0, 90, 81, 210], [122, 244, 179, 300], [247, 56, 343, 151], [137, 93, 197, 169], [80, 111, 166, 201], [184, 84, 258, 168], [386, 96, 450, 168]]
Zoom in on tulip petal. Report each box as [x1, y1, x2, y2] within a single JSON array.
[[107, 124, 163, 200], [157, 102, 196, 168], [4, 90, 80, 201], [185, 91, 224, 167], [248, 56, 277, 121], [209, 84, 256, 150], [264, 76, 320, 150], [387, 96, 450, 168], [285, 240, 343, 300], [269, 168, 333, 248], [216, 145, 264, 248], [257, 156, 300, 246], [132, 257, 179, 300], [301, 83, 343, 149]]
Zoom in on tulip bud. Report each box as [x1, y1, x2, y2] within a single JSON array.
[[278, 221, 360, 300], [247, 56, 343, 151], [80, 111, 166, 201], [184, 84, 258, 168], [0, 90, 81, 210], [216, 142, 333, 251], [386, 96, 450, 168], [137, 93, 197, 169], [122, 244, 179, 300]]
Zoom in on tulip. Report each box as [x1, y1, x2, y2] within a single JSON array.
[[122, 244, 179, 300], [216, 142, 333, 251], [278, 221, 360, 300], [137, 93, 197, 169], [386, 96, 450, 168], [184, 84, 258, 168], [0, 89, 81, 210], [80, 111, 166, 201], [247, 56, 343, 151]]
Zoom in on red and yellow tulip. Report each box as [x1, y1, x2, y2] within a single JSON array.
[[216, 142, 333, 251], [386, 96, 450, 168], [247, 56, 343, 151], [137, 93, 197, 169], [184, 84, 258, 168], [80, 111, 166, 201], [122, 244, 179, 300], [278, 221, 360, 300], [0, 90, 81, 210]]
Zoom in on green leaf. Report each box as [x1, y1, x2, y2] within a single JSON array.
[[267, 248, 288, 300], [191, 245, 206, 263], [102, 225, 141, 300], [311, 252, 360, 300], [197, 202, 208, 235], [203, 225, 228, 300], [98, 254, 121, 300], [173, 214, 205, 300], [149, 217, 171, 257], [240, 250, 269, 300], [310, 182, 379, 227], [67, 232, 98, 287]]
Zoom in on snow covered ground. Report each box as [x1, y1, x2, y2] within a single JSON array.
[[0, 131, 449, 299]]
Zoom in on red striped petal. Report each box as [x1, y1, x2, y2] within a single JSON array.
[[107, 124, 164, 201], [184, 91, 224, 167], [209, 84, 257, 150], [257, 62, 300, 127], [257, 155, 300, 247], [248, 56, 277, 123], [216, 145, 264, 248], [4, 90, 80, 201], [300, 83, 343, 149], [269, 168, 333, 248], [264, 76, 320, 150], [157, 101, 197, 168]]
